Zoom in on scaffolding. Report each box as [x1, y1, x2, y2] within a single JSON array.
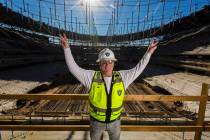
[[0, 83, 209, 140], [1, 0, 210, 46]]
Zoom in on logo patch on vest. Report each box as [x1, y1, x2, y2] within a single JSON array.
[[105, 52, 110, 57], [117, 90, 122, 96]]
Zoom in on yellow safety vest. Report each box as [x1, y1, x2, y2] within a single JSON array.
[[89, 71, 125, 122]]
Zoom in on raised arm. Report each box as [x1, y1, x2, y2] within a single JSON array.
[[60, 34, 94, 90], [119, 40, 158, 90]]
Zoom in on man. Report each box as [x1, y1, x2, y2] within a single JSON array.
[[60, 34, 158, 140]]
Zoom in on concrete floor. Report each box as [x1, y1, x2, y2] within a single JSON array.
[[1, 62, 210, 140]]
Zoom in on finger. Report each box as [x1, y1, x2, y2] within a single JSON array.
[[59, 34, 62, 38], [152, 39, 159, 44], [151, 40, 158, 46], [149, 42, 155, 47], [154, 41, 159, 46], [63, 33, 67, 39], [64, 34, 69, 41], [150, 40, 155, 46], [59, 35, 64, 41]]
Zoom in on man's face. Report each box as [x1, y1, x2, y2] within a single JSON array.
[[99, 60, 114, 76]]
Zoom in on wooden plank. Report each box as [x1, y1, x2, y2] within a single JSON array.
[[0, 94, 207, 101], [0, 125, 209, 131], [125, 95, 205, 101], [194, 83, 209, 140], [0, 94, 88, 100]]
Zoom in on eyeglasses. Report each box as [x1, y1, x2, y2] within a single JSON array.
[[100, 60, 114, 65]]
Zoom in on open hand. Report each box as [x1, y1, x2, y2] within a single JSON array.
[[147, 40, 158, 54], [60, 33, 69, 49]]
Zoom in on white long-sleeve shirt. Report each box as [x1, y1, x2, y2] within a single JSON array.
[[64, 48, 152, 93]]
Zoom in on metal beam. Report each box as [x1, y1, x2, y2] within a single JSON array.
[[0, 119, 197, 126], [0, 125, 209, 131]]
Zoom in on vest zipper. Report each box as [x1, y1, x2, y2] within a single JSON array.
[[100, 72, 114, 122]]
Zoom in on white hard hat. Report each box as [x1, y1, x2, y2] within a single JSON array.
[[96, 48, 117, 63]]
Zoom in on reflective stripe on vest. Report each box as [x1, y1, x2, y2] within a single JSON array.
[[89, 71, 125, 122], [89, 101, 123, 113]]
